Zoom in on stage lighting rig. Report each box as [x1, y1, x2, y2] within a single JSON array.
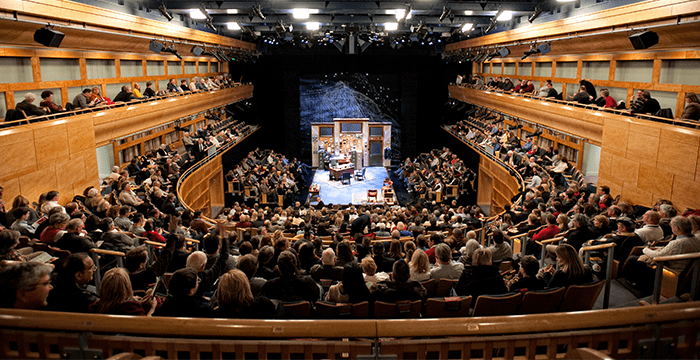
[[252, 4, 266, 20], [438, 6, 451, 22], [158, 2, 173, 21], [528, 5, 543, 23], [521, 43, 541, 60], [484, 49, 499, 62], [399, 4, 412, 23], [484, 19, 496, 34], [161, 41, 183, 59]]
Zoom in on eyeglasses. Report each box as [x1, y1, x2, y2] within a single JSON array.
[[85, 265, 97, 272]]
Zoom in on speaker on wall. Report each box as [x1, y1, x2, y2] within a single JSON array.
[[191, 46, 204, 56], [629, 31, 658, 50], [537, 43, 551, 55], [149, 41, 164, 54], [34, 27, 64, 48]]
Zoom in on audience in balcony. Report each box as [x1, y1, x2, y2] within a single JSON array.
[[681, 92, 700, 120], [73, 88, 97, 109], [16, 93, 48, 116], [630, 90, 661, 115], [594, 88, 617, 108], [39, 91, 65, 113]]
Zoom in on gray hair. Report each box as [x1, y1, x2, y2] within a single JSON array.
[[660, 204, 677, 218], [435, 243, 451, 263], [573, 214, 588, 228], [0, 262, 52, 308], [49, 212, 70, 225], [24, 93, 37, 102], [671, 216, 692, 235]]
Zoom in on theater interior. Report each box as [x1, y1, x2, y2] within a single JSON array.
[[1, 0, 700, 359]]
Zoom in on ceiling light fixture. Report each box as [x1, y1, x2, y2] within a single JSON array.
[[292, 8, 310, 19], [226, 9, 238, 14], [227, 22, 241, 30], [461, 23, 474, 32], [385, 22, 399, 31], [158, 2, 173, 21], [496, 10, 512, 21], [528, 5, 543, 23], [189, 9, 206, 19], [439, 6, 451, 22], [252, 4, 266, 21], [306, 22, 320, 31]]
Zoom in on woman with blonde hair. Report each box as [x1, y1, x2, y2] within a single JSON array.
[[557, 214, 570, 233], [213, 269, 274, 318], [541, 244, 592, 288], [409, 249, 430, 282], [91, 268, 155, 316]]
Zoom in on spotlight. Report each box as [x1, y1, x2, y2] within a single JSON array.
[[528, 5, 543, 23], [521, 43, 541, 60], [484, 49, 499, 62], [199, 4, 213, 21], [243, 26, 258, 40], [484, 19, 496, 34], [162, 42, 183, 59], [252, 4, 266, 20], [461, 23, 474, 32], [206, 20, 217, 32], [158, 2, 173, 21], [438, 6, 451, 22]]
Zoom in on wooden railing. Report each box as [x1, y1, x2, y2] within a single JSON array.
[[1, 302, 699, 359]]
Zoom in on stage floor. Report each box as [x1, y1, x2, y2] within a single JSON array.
[[311, 166, 392, 205]]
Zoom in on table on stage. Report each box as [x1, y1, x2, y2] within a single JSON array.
[[329, 163, 355, 180]]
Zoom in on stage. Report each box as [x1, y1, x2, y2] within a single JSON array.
[[310, 166, 394, 205]]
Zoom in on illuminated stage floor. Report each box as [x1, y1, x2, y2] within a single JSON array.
[[311, 166, 392, 205]]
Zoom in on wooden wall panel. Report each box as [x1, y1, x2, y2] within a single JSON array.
[[598, 115, 700, 210]]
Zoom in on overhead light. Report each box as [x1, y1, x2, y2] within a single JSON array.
[[385, 22, 399, 31], [189, 9, 206, 19], [227, 22, 241, 30], [528, 5, 543, 23], [464, 10, 474, 15], [496, 11, 512, 21], [158, 3, 173, 21], [206, 20, 217, 32], [386, 8, 412, 21], [293, 8, 310, 19], [306, 22, 320, 31], [252, 4, 266, 20], [199, 4, 213, 21], [438, 6, 451, 22], [461, 23, 474, 32], [226, 9, 238, 14]]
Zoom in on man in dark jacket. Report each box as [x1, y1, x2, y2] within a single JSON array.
[[47, 253, 99, 313], [369, 260, 428, 305], [263, 250, 320, 303]]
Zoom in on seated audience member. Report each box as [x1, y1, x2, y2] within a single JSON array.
[[47, 252, 98, 313], [372, 241, 394, 273], [15, 93, 47, 116], [564, 213, 596, 251], [238, 254, 266, 297], [154, 268, 211, 318], [180, 80, 190, 92], [132, 83, 145, 98], [362, 256, 389, 285], [325, 262, 371, 303], [458, 237, 481, 266], [518, 80, 535, 94], [595, 88, 617, 108], [187, 233, 230, 296], [255, 245, 276, 280], [527, 214, 560, 257], [100, 217, 138, 252], [507, 255, 546, 292], [658, 203, 677, 237], [40, 212, 70, 243], [455, 248, 508, 298], [144, 82, 156, 97], [73, 88, 96, 109], [91, 267, 156, 316], [409, 249, 431, 282], [39, 90, 65, 113], [608, 217, 644, 263], [622, 216, 700, 293], [430, 243, 464, 281], [10, 207, 36, 237], [310, 248, 343, 282], [126, 235, 176, 292], [569, 85, 592, 104], [212, 269, 276, 319], [0, 262, 53, 309], [263, 250, 320, 303], [129, 213, 146, 237], [167, 78, 183, 93], [540, 244, 592, 288], [635, 210, 664, 244], [488, 229, 513, 263], [90, 86, 111, 105], [370, 259, 428, 305], [681, 92, 700, 120], [630, 90, 661, 115], [55, 219, 96, 255]]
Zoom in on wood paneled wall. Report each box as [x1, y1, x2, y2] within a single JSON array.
[[0, 85, 253, 208], [598, 115, 700, 211]]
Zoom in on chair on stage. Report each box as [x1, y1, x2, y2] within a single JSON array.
[[367, 189, 378, 203], [355, 167, 366, 181], [341, 172, 351, 185]]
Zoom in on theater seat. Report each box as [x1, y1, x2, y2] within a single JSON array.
[[472, 292, 522, 317], [424, 296, 472, 318], [374, 300, 422, 319]]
